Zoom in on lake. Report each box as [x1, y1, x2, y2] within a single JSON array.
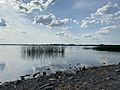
[[0, 45, 120, 82]]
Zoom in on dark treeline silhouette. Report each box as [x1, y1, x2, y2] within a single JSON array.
[[21, 46, 65, 60], [83, 45, 120, 52], [0, 43, 110, 46], [93, 45, 120, 52]]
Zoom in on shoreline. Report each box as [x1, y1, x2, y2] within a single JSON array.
[[1, 63, 120, 90], [0, 44, 120, 46]]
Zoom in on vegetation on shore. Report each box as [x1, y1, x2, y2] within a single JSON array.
[[93, 45, 120, 52], [21, 46, 65, 59], [83, 45, 120, 52]]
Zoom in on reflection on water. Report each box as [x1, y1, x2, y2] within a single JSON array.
[[0, 63, 5, 72], [21, 46, 65, 60], [35, 64, 66, 75], [0, 45, 120, 82]]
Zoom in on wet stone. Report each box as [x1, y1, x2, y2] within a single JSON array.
[[55, 71, 62, 76], [43, 72, 47, 76], [15, 80, 22, 86], [20, 76, 25, 80]]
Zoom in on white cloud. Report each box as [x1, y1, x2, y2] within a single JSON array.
[[0, 0, 7, 4], [80, 2, 120, 39], [9, 0, 57, 13], [50, 18, 69, 27], [96, 2, 119, 15], [33, 14, 69, 27], [33, 14, 55, 25], [61, 27, 72, 30], [56, 31, 66, 37], [0, 18, 7, 26], [82, 24, 120, 39], [8, 0, 79, 30], [81, 33, 92, 38], [81, 2, 120, 28], [81, 19, 97, 28], [56, 30, 80, 41], [56, 30, 72, 37], [0, 2, 65, 44], [72, 20, 79, 24], [95, 25, 120, 35], [95, 29, 111, 35]]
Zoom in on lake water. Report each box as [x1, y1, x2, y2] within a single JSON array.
[[0, 45, 120, 82]]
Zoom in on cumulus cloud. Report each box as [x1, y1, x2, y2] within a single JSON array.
[[82, 25, 120, 39], [9, 0, 57, 13], [0, 0, 7, 4], [61, 27, 72, 30], [81, 2, 120, 28], [56, 30, 73, 37], [81, 19, 97, 28], [56, 31, 66, 37], [33, 14, 69, 27], [0, 18, 7, 26], [56, 30, 79, 40], [95, 25, 120, 35], [72, 20, 79, 24], [81, 33, 92, 38], [80, 2, 120, 39], [8, 0, 79, 30], [50, 18, 69, 27]]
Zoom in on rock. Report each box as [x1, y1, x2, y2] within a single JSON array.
[[49, 78, 56, 81], [33, 72, 40, 78], [40, 83, 54, 89], [102, 63, 106, 65], [20, 76, 25, 80], [69, 67, 72, 69], [3, 82, 13, 88], [82, 66, 87, 71], [118, 62, 120, 65], [54, 75, 59, 79], [15, 80, 22, 86], [115, 69, 120, 75], [54, 71, 62, 79], [0, 85, 5, 89], [76, 70, 80, 75], [63, 70, 75, 77], [25, 74, 31, 77], [47, 68, 51, 70], [90, 66, 98, 69], [43, 72, 47, 76], [55, 71, 62, 76], [106, 77, 111, 80], [44, 86, 55, 90], [77, 63, 80, 65], [50, 73, 55, 78], [115, 69, 120, 72]]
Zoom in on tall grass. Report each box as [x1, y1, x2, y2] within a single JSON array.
[[21, 46, 65, 59]]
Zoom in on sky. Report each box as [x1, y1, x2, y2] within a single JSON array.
[[0, 0, 120, 44]]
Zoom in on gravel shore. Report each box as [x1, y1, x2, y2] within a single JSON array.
[[1, 63, 120, 90]]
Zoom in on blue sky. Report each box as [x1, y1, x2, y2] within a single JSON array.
[[0, 0, 120, 44]]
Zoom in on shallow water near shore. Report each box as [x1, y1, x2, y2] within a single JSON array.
[[0, 45, 120, 82]]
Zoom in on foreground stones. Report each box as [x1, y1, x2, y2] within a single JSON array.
[[1, 64, 120, 90]]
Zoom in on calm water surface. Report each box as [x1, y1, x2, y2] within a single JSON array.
[[0, 45, 120, 82]]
